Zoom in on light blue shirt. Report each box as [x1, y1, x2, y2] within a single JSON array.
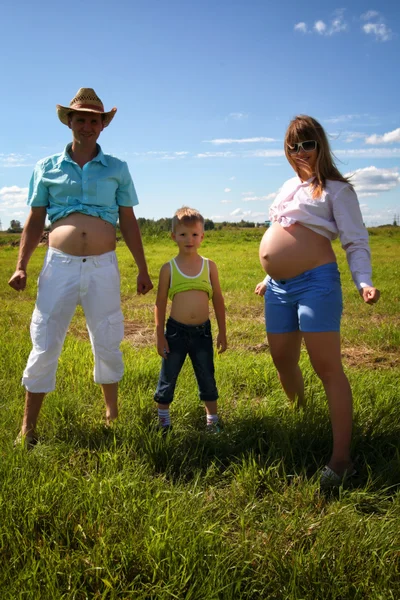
[[28, 143, 138, 227]]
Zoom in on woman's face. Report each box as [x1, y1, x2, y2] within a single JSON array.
[[287, 139, 318, 181]]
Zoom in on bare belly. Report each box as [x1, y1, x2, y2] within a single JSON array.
[[259, 222, 337, 280], [49, 213, 116, 256], [170, 290, 210, 325]]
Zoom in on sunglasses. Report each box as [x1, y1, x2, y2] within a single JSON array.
[[287, 140, 317, 154]]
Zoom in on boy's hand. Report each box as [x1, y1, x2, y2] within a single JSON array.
[[216, 333, 227, 354], [254, 281, 267, 297], [157, 335, 170, 359]]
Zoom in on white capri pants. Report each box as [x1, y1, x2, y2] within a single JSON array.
[[22, 248, 124, 393]]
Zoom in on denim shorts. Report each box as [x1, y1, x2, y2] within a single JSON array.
[[154, 317, 218, 404], [265, 262, 343, 334]]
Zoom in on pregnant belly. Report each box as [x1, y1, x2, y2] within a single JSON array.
[[259, 222, 336, 279]]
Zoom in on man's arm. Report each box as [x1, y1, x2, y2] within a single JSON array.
[[118, 206, 153, 295], [209, 260, 227, 353], [155, 263, 171, 358], [8, 207, 47, 291]]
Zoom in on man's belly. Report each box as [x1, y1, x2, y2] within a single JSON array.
[[49, 213, 117, 256], [259, 222, 337, 280]]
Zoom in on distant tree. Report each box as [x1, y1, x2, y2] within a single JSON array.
[[8, 219, 22, 233], [204, 219, 214, 231]]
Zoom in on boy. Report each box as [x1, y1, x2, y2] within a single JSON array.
[[154, 207, 227, 431]]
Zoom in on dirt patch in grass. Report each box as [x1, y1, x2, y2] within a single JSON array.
[[124, 321, 154, 348], [244, 338, 400, 369], [68, 319, 154, 349], [341, 346, 400, 369]]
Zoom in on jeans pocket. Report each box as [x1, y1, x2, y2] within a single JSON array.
[[166, 323, 179, 339], [31, 309, 50, 352]]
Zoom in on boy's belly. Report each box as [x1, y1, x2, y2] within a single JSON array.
[[49, 213, 117, 256], [259, 222, 336, 280], [170, 290, 210, 325]]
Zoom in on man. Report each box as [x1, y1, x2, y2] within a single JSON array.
[[9, 87, 153, 446]]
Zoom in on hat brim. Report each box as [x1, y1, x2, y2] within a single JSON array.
[[56, 105, 117, 127]]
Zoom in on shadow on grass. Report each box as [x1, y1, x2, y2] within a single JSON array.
[[46, 405, 400, 493]]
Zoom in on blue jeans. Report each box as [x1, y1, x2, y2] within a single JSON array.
[[154, 318, 218, 405]]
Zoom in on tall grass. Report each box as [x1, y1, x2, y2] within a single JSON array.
[[0, 228, 399, 598]]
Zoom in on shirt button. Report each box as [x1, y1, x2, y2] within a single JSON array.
[[82, 258, 87, 263]]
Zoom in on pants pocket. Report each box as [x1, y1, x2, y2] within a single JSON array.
[[30, 309, 50, 352]]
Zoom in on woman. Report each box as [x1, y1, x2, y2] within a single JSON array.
[[255, 115, 380, 487]]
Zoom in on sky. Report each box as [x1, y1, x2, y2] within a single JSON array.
[[0, 0, 399, 229]]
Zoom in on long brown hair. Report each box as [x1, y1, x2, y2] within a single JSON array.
[[284, 115, 352, 198]]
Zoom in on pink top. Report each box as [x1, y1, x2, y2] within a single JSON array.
[[268, 176, 373, 289]]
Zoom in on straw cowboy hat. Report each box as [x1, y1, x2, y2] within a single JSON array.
[[56, 88, 117, 127]]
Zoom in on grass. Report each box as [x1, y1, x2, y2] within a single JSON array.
[[0, 227, 399, 598]]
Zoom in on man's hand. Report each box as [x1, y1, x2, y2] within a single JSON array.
[[359, 286, 380, 305], [8, 269, 27, 292], [137, 271, 153, 295], [216, 333, 227, 354], [254, 281, 267, 297]]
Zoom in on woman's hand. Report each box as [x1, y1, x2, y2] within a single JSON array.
[[254, 281, 267, 297], [359, 286, 380, 305]]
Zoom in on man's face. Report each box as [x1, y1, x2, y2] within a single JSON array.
[[68, 111, 104, 146]]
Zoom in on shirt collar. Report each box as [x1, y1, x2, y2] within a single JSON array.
[[58, 143, 108, 167], [297, 175, 316, 187]]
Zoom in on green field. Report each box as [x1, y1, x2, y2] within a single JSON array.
[[1, 227, 399, 599]]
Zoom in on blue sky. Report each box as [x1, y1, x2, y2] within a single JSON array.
[[1, 0, 399, 228]]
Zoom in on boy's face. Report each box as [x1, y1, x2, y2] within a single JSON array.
[[172, 221, 204, 253]]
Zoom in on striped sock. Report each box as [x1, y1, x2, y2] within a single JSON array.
[[158, 408, 171, 428], [206, 414, 219, 427]]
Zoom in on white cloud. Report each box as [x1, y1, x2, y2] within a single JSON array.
[[314, 20, 327, 34], [365, 128, 400, 145], [220, 200, 232, 204], [0, 154, 34, 168], [242, 193, 277, 202], [324, 114, 367, 124], [196, 151, 235, 158], [335, 148, 400, 158], [298, 11, 347, 37], [330, 15, 347, 34], [204, 137, 276, 145], [0, 186, 29, 209], [361, 11, 393, 42], [294, 22, 307, 33], [229, 176, 236, 180], [230, 208, 242, 216], [345, 166, 400, 196], [342, 132, 366, 143], [248, 150, 285, 158], [224, 188, 231, 193], [361, 11, 380, 21], [229, 208, 268, 220], [362, 22, 393, 41], [228, 112, 248, 120], [133, 150, 189, 160]]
